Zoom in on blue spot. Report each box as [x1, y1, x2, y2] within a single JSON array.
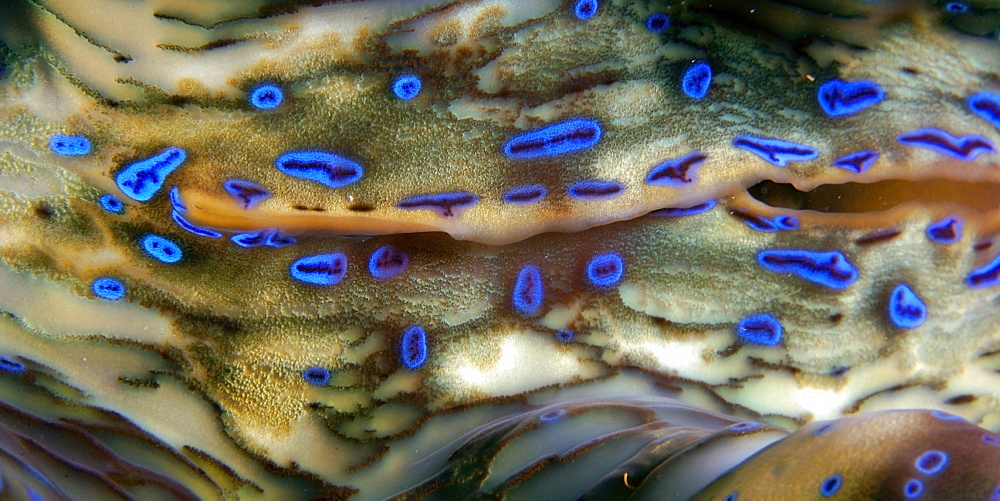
[[392, 75, 422, 100], [889, 283, 927, 329], [503, 119, 603, 160], [646, 151, 707, 186], [98, 194, 124, 214], [369, 245, 408, 280], [926, 217, 962, 245], [232, 230, 295, 248], [649, 200, 717, 217], [730, 422, 761, 433], [265, 231, 296, 247], [931, 410, 965, 422], [833, 150, 880, 173], [898, 128, 994, 161], [904, 479, 924, 499], [141, 235, 183, 263], [682, 62, 712, 99], [91, 277, 125, 300], [587, 253, 624, 287], [223, 179, 271, 209], [171, 210, 222, 238], [968, 92, 1000, 130], [817, 79, 884, 117], [397, 191, 479, 218], [914, 450, 948, 475], [646, 13, 669, 32], [967, 253, 1000, 288], [249, 84, 283, 109], [820, 474, 842, 497], [502, 185, 547, 205], [724, 493, 738, 501], [945, 2, 969, 13], [290, 253, 347, 286], [0, 356, 24, 374], [736, 314, 783, 346], [400, 325, 428, 369], [758, 249, 858, 289], [275, 151, 364, 188], [116, 147, 186, 202], [574, 0, 598, 19], [49, 134, 91, 156], [568, 179, 625, 200], [773, 215, 799, 230], [555, 330, 574, 343], [984, 435, 1000, 445], [733, 135, 819, 167], [169, 186, 186, 211], [302, 366, 330, 386], [539, 408, 566, 422], [512, 265, 544, 315]]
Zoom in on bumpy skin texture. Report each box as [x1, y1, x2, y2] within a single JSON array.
[[0, 0, 999, 498]]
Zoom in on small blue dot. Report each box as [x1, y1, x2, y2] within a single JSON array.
[[249, 84, 283, 109], [575, 0, 598, 19], [931, 410, 966, 422], [49, 134, 91, 156], [368, 245, 409, 280], [945, 2, 969, 13], [586, 253, 624, 287], [904, 479, 923, 499], [392, 75, 422, 100], [92, 278, 126, 300], [730, 422, 761, 433], [539, 408, 566, 422], [555, 330, 574, 343], [400, 325, 428, 369], [682, 61, 712, 99], [914, 450, 948, 475], [302, 366, 330, 386], [99, 194, 124, 214], [736, 314, 783, 346], [646, 13, 669, 32], [724, 493, 738, 501], [820, 474, 842, 497], [141, 235, 183, 263]]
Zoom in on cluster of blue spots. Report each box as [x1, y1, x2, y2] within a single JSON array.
[[682, 62, 712, 100], [397, 191, 479, 218], [817, 79, 884, 117], [904, 479, 924, 498], [400, 325, 428, 370], [290, 253, 347, 286], [49, 134, 91, 156], [512, 265, 544, 315], [646, 13, 669, 32], [116, 147, 187, 202], [98, 194, 124, 214], [171, 210, 222, 238], [833, 149, 880, 173], [91, 277, 125, 301], [223, 179, 271, 209], [368, 245, 408, 280], [729, 422, 761, 433], [249, 83, 283, 109], [568, 179, 625, 201], [914, 450, 948, 475], [820, 474, 843, 497], [392, 75, 422, 100], [503, 118, 603, 159], [736, 313, 783, 346], [141, 234, 183, 263], [926, 217, 963, 245], [758, 249, 858, 289], [555, 330, 574, 343], [733, 135, 819, 167], [945, 2, 969, 13], [574, 0, 597, 19], [0, 356, 24, 374], [276, 151, 364, 189], [646, 151, 707, 186], [231, 229, 295, 248], [966, 253, 1000, 288], [889, 283, 927, 329], [586, 253, 624, 286], [538, 408, 566, 423], [968, 92, 1000, 130], [302, 366, 330, 386], [897, 128, 995, 161], [649, 200, 717, 217], [502, 185, 547, 205]]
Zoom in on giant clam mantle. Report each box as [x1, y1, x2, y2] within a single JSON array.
[[0, 0, 999, 498]]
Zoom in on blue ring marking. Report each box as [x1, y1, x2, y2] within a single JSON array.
[[275, 151, 364, 188], [392, 75, 422, 100], [817, 79, 884, 117], [904, 479, 924, 499], [249, 84, 283, 109], [368, 245, 409, 280], [290, 253, 347, 286], [223, 179, 271, 209], [503, 118, 603, 159], [773, 215, 799, 230], [587, 253, 624, 287], [574, 0, 597, 19], [926, 217, 963, 245], [968, 92, 1000, 130], [98, 194, 124, 214], [945, 2, 969, 13], [649, 200, 717, 217], [539, 409, 566, 422], [736, 314, 783, 346], [568, 179, 625, 201], [0, 356, 24, 374], [682, 62, 712, 100], [646, 151, 707, 186], [914, 450, 948, 475], [833, 149, 880, 173], [265, 231, 296, 247], [116, 147, 187, 202], [758, 249, 858, 289], [49, 134, 91, 156], [732, 135, 819, 167], [967, 253, 1000, 288], [141, 234, 183, 263], [168, 186, 186, 211], [646, 13, 669, 32], [397, 191, 479, 218], [820, 474, 842, 497], [898, 128, 995, 161], [502, 184, 547, 205], [231, 231, 269, 248], [555, 330, 574, 343], [400, 325, 428, 369], [888, 283, 927, 329], [302, 366, 330, 386], [512, 264, 544, 315], [171, 210, 222, 238], [91, 278, 126, 300]]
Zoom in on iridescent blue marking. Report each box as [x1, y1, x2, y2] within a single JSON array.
[[555, 330, 574, 343], [914, 450, 948, 475], [733, 135, 819, 167], [503, 119, 602, 159], [926, 217, 963, 245], [773, 215, 799, 230], [646, 13, 669, 32], [369, 245, 408, 280], [904, 479, 924, 499], [397, 191, 479, 218], [290, 253, 347, 286], [0, 356, 24, 374], [141, 234, 183, 263], [757, 249, 858, 289], [649, 200, 717, 217], [968, 92, 1000, 130], [568, 179, 625, 200], [730, 422, 761, 433], [302, 366, 330, 386], [682, 62, 712, 99], [833, 150, 880, 173], [265, 231, 296, 247], [502, 185, 547, 205], [98, 194, 124, 214], [400, 325, 428, 369], [49, 134, 91, 156], [392, 75, 422, 100], [171, 210, 222, 238], [249, 83, 283, 109], [574, 0, 597, 19], [223, 179, 271, 209], [984, 435, 1000, 445], [931, 410, 966, 422], [587, 253, 624, 287], [736, 313, 782, 346], [724, 493, 738, 501], [945, 2, 969, 13], [889, 283, 927, 329], [231, 231, 269, 248], [820, 474, 842, 497], [646, 151, 707, 186], [967, 253, 1000, 288], [813, 423, 834, 436], [91, 277, 125, 301], [817, 79, 884, 117], [512, 265, 544, 315], [275, 151, 364, 188], [116, 147, 186, 201], [167, 187, 185, 211], [539, 409, 566, 422], [898, 128, 995, 161]]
